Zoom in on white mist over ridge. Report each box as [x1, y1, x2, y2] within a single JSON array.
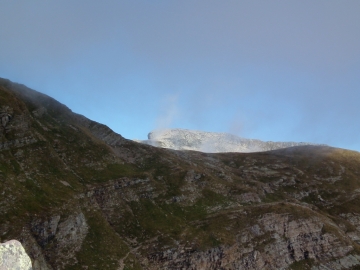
[[137, 128, 323, 153]]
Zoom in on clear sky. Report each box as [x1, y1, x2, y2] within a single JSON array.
[[1, 1, 359, 151]]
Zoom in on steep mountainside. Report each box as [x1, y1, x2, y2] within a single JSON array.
[[139, 129, 321, 153], [1, 77, 360, 269]]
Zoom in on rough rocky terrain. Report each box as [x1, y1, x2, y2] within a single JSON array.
[[1, 77, 360, 269], [139, 129, 321, 153]]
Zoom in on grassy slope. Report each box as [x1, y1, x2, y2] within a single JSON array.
[[1, 78, 360, 269]]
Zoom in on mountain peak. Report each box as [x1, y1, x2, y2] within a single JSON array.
[[139, 128, 321, 153]]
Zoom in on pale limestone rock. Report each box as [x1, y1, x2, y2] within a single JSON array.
[[0, 240, 32, 270], [140, 128, 322, 153]]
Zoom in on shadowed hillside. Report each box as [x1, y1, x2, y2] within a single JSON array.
[[1, 77, 360, 269]]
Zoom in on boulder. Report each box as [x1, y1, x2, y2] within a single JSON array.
[[0, 240, 32, 270]]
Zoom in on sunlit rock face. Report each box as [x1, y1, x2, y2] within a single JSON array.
[[139, 128, 320, 153], [0, 240, 32, 270]]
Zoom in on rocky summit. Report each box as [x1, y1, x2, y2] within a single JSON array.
[[1, 77, 360, 269], [139, 128, 321, 153]]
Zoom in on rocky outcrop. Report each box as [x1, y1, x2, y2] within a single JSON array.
[[139, 128, 322, 153], [0, 93, 38, 151], [0, 136, 38, 151], [0, 240, 33, 270], [30, 212, 88, 269], [142, 211, 356, 269], [20, 229, 53, 270], [0, 106, 13, 130]]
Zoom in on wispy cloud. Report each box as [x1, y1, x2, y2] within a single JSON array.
[[155, 94, 180, 131]]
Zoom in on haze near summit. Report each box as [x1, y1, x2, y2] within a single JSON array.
[[0, 1, 359, 151]]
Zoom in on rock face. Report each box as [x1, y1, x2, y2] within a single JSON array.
[[139, 128, 322, 153], [145, 212, 357, 270], [2, 77, 360, 269], [0, 240, 33, 270], [30, 212, 88, 268], [0, 106, 13, 131]]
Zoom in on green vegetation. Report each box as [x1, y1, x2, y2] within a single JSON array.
[[66, 211, 130, 270], [2, 82, 360, 269], [289, 259, 315, 270], [123, 254, 142, 270]]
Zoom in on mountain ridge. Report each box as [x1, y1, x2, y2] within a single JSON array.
[[1, 77, 360, 269]]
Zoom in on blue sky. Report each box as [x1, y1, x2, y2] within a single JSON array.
[[1, 1, 360, 151]]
